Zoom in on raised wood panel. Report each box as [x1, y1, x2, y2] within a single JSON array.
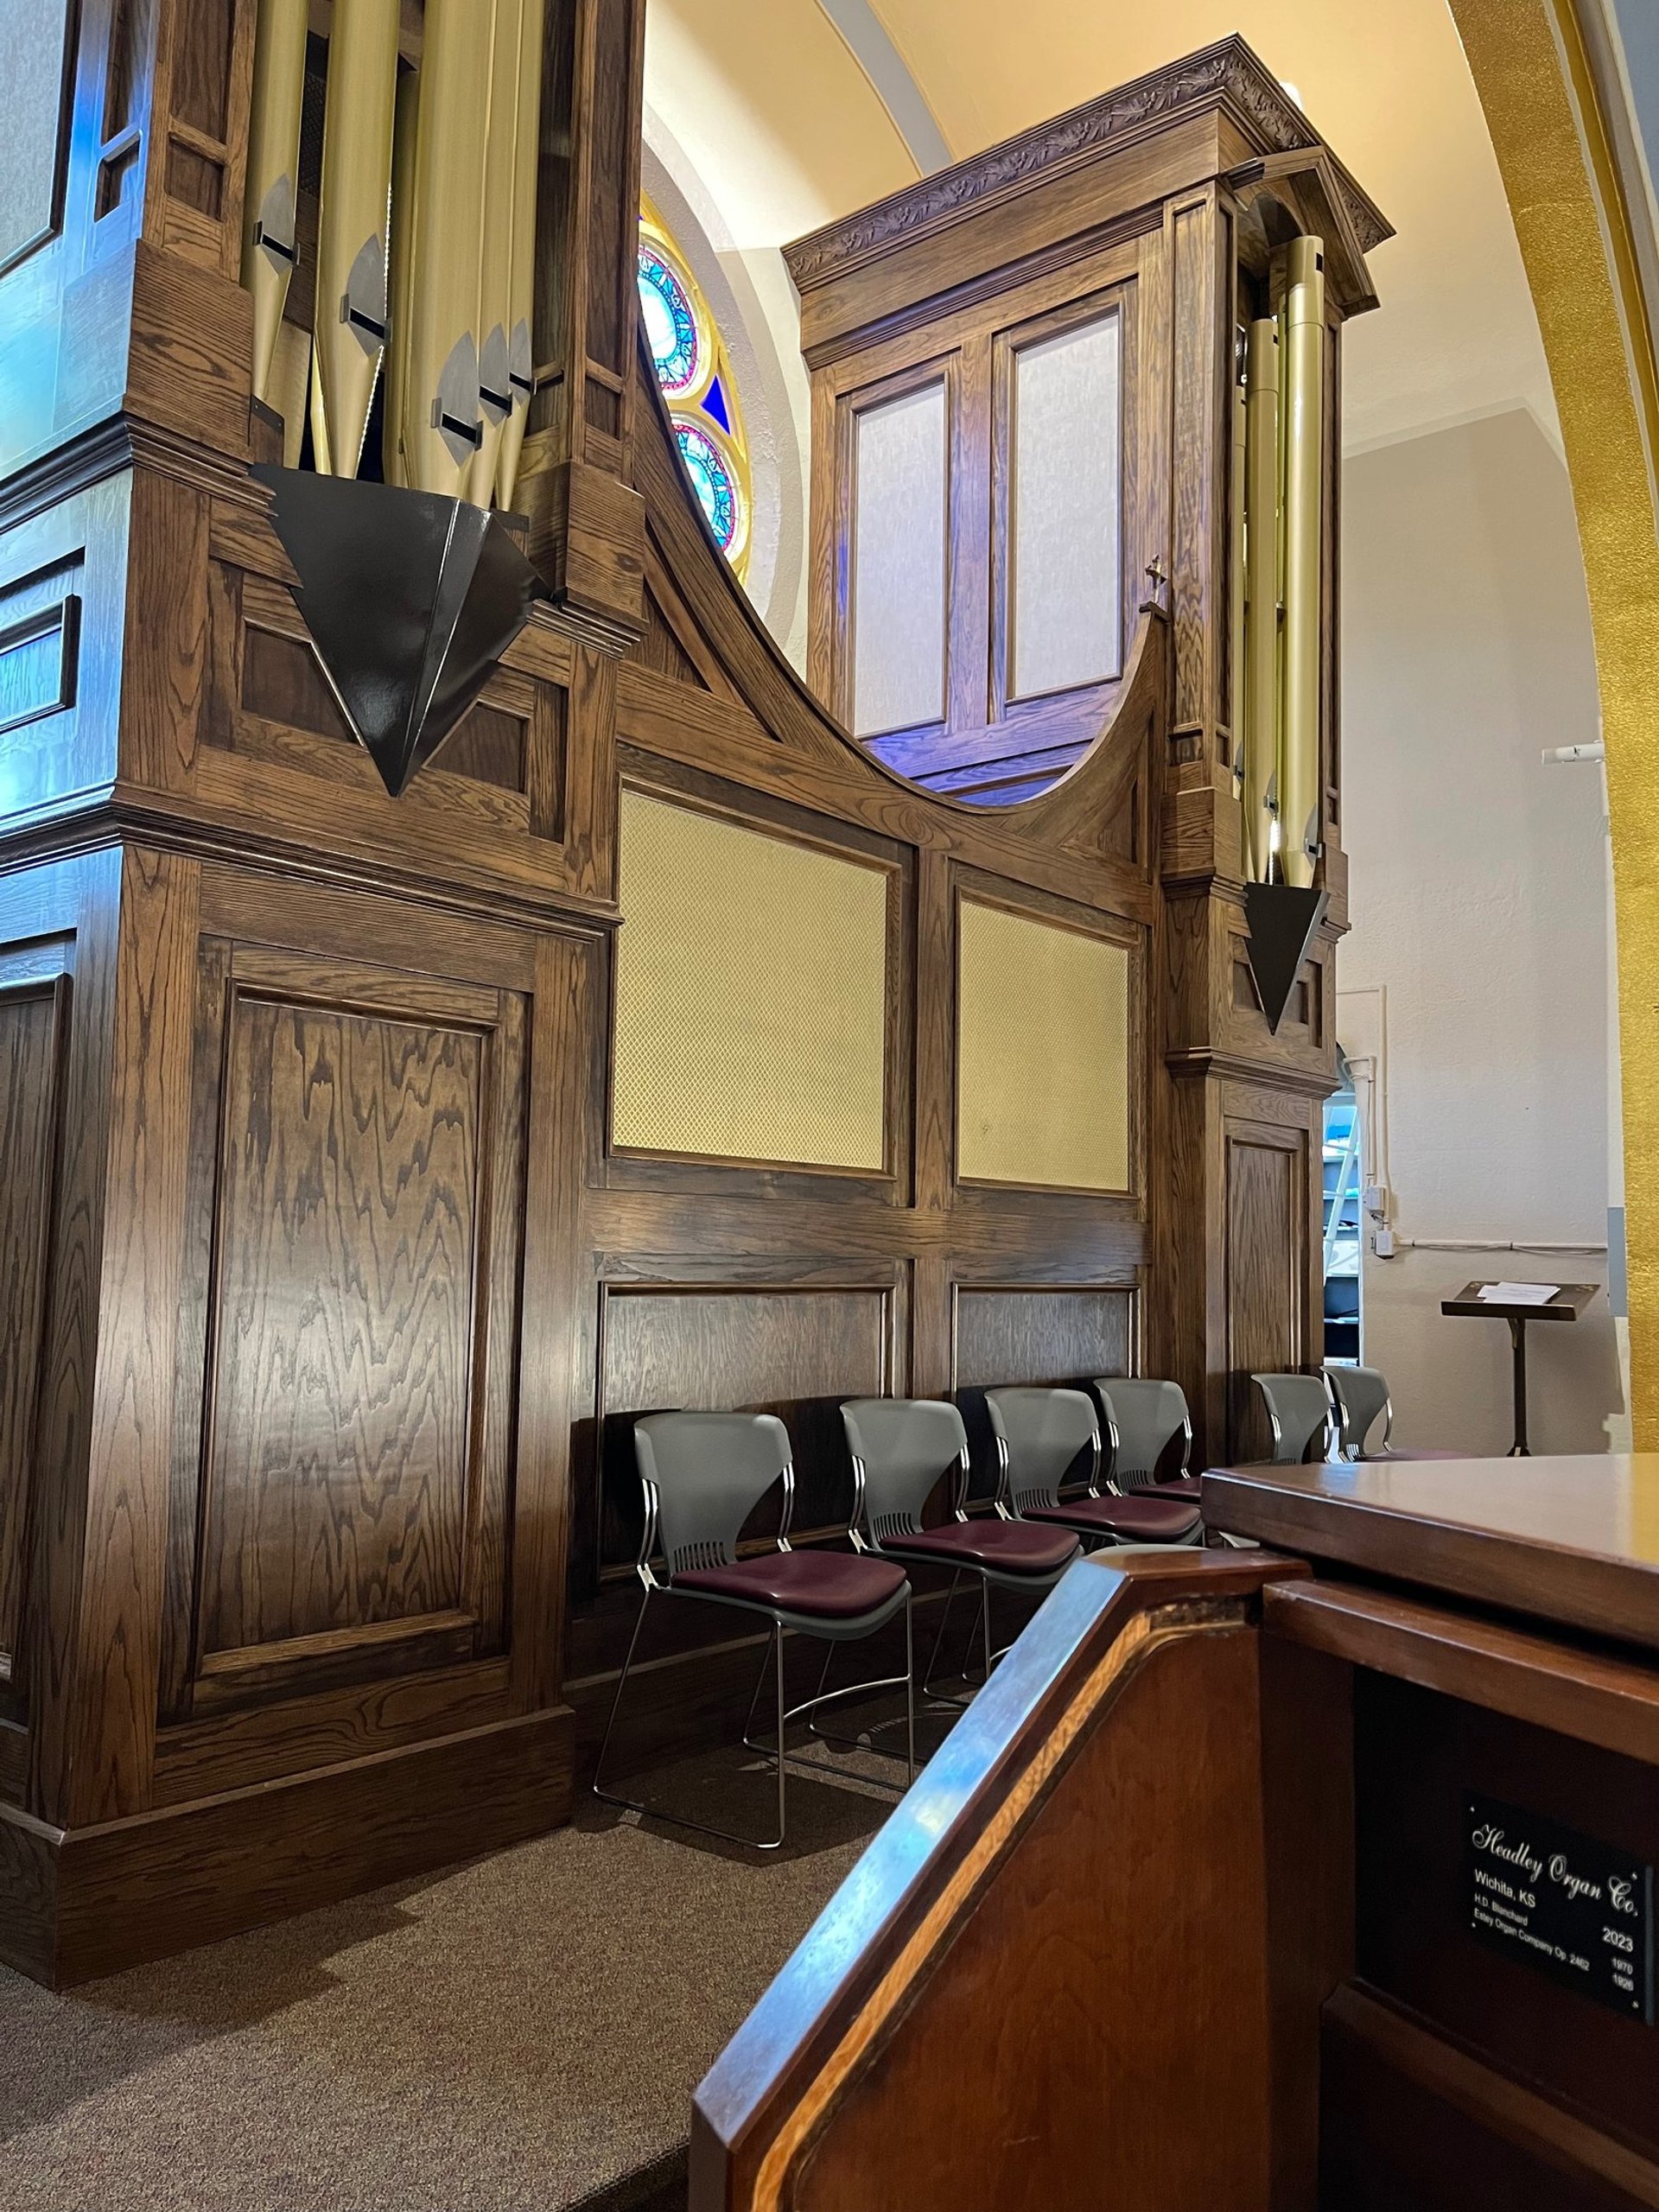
[[184, 949, 527, 1701], [238, 618, 531, 796], [1224, 1118, 1307, 1459], [0, 956, 69, 1705], [181, 546, 593, 913], [953, 1284, 1136, 1389], [952, 1283, 1137, 1497], [1321, 1981, 1659, 2212], [595, 1282, 894, 1573]]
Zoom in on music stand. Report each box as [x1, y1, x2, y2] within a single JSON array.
[[1440, 1281, 1599, 1456]]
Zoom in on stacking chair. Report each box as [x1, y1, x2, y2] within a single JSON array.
[[1095, 1378, 1200, 1503], [1326, 1363, 1392, 1459], [985, 1387, 1203, 1546], [841, 1398, 1080, 1695], [593, 1411, 914, 1851], [1324, 1363, 1460, 1461], [1251, 1372, 1337, 1465]]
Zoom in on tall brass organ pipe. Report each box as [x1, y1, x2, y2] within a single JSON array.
[[495, 0, 546, 512], [1241, 316, 1281, 884], [1237, 236, 1326, 888], [400, 0, 493, 498], [310, 0, 401, 479], [1229, 356, 1249, 836], [384, 60, 422, 488], [241, 0, 309, 405], [243, 0, 543, 505], [469, 0, 519, 505], [1279, 237, 1325, 889]]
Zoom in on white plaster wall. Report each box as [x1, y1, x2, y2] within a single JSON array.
[[1339, 407, 1621, 1454]]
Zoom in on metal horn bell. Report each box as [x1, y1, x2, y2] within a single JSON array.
[[1243, 881, 1329, 1035], [251, 466, 549, 797]]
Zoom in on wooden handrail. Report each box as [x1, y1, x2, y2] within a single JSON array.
[[691, 1549, 1304, 2212]]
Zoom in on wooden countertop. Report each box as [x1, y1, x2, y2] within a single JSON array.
[[1202, 1455, 1659, 1656]]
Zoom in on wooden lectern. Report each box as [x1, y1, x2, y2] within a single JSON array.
[[693, 1455, 1659, 2210], [1441, 1281, 1600, 1455]]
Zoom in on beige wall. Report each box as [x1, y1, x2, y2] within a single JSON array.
[[1340, 406, 1622, 1454]]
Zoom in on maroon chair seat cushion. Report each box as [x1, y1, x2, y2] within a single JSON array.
[[1024, 1493, 1200, 1542], [1154, 1476, 1203, 1499], [882, 1521, 1078, 1577], [674, 1548, 906, 1619]]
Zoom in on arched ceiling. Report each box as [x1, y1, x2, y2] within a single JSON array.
[[644, 0, 1558, 457]]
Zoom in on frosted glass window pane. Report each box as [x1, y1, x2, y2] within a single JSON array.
[[852, 383, 947, 736], [0, 0, 72, 270], [1010, 315, 1122, 700]]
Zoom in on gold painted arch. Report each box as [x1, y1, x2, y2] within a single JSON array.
[[1448, 0, 1659, 1446]]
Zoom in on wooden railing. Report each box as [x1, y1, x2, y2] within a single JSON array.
[[690, 1549, 1319, 2212]]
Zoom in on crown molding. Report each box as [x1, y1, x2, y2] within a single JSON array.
[[785, 35, 1390, 292]]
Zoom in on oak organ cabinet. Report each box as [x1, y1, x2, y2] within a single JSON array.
[[0, 7, 1384, 1982]]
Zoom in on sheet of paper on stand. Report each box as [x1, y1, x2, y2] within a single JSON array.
[[1476, 1281, 1560, 1305]]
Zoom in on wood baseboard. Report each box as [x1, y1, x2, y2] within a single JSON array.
[[1, 1703, 575, 1989]]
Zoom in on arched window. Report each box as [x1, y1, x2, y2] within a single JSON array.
[[638, 199, 753, 579]]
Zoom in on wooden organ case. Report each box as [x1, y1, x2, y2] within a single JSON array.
[[0, 11, 1386, 1985]]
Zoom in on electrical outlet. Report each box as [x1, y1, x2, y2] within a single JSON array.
[[1371, 1225, 1395, 1259]]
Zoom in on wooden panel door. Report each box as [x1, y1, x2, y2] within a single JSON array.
[[163, 927, 530, 1716], [0, 950, 71, 1718], [1224, 1094, 1316, 1461]]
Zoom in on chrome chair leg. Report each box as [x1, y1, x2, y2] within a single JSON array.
[[595, 1591, 791, 1852], [773, 1619, 786, 1850], [740, 1627, 775, 1746], [747, 1628, 912, 1781], [905, 1592, 915, 1782], [591, 1583, 652, 1812], [922, 1571, 969, 1702]]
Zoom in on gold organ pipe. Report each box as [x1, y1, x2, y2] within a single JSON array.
[[401, 0, 493, 499], [268, 319, 312, 468], [469, 0, 520, 506], [383, 61, 420, 486], [241, 0, 310, 404], [1280, 234, 1326, 890], [310, 0, 401, 479], [1242, 315, 1281, 884], [495, 0, 545, 512], [1230, 353, 1249, 861]]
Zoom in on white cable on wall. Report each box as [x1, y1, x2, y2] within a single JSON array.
[[1392, 1236, 1607, 1254]]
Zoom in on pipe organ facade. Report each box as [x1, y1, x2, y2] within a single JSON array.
[[0, 8, 1385, 1982]]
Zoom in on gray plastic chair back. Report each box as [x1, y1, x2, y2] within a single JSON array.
[[632, 1411, 791, 1576], [1096, 1378, 1191, 1491], [984, 1387, 1098, 1511], [1328, 1365, 1391, 1458], [1251, 1374, 1333, 1465], [841, 1398, 968, 1543]]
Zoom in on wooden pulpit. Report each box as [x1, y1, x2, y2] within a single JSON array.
[[692, 1455, 1659, 2210]]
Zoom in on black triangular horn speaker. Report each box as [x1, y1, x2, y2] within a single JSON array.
[[251, 465, 549, 798], [1243, 881, 1329, 1034]]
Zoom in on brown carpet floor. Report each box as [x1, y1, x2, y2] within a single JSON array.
[[0, 1740, 911, 2212]]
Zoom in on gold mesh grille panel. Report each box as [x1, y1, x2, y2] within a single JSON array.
[[613, 790, 889, 1168], [957, 899, 1131, 1191]]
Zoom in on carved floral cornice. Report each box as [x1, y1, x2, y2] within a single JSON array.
[[784, 35, 1390, 290]]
